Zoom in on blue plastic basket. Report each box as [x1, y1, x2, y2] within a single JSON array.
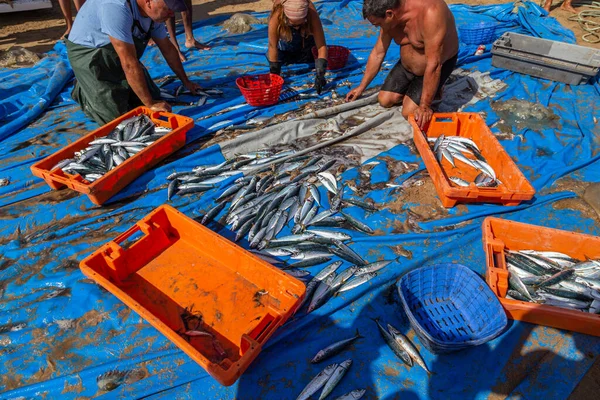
[[397, 264, 507, 354], [459, 21, 499, 45]]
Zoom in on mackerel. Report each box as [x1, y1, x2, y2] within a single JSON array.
[[333, 389, 366, 400], [338, 272, 377, 292], [355, 260, 393, 276], [311, 331, 363, 363], [387, 324, 430, 374], [318, 359, 352, 400], [296, 363, 338, 400], [373, 318, 412, 366]]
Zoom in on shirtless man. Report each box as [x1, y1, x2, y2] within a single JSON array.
[[346, 0, 459, 128]]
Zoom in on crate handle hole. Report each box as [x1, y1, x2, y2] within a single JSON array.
[[119, 229, 145, 249]]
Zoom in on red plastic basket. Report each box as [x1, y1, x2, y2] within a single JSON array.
[[236, 73, 284, 107], [311, 45, 350, 70]]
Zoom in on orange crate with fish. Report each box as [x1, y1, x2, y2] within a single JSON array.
[[80, 205, 306, 386], [483, 217, 600, 337], [410, 113, 535, 207], [30, 106, 193, 205]]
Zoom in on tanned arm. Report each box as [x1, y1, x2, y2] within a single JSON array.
[[414, 6, 446, 128], [110, 36, 165, 109], [154, 35, 202, 93], [346, 28, 392, 101]]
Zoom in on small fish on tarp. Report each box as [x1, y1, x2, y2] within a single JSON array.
[[333, 389, 367, 400], [96, 370, 128, 392], [311, 330, 363, 363], [296, 363, 338, 400], [319, 359, 352, 400], [96, 368, 146, 392]]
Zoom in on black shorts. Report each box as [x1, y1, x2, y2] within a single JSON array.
[[381, 54, 458, 105]]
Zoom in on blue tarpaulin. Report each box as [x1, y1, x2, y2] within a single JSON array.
[[1, 1, 599, 399]]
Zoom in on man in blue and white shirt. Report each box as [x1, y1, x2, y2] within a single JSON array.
[[67, 0, 202, 125]]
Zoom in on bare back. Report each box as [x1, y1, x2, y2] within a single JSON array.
[[388, 0, 458, 76]]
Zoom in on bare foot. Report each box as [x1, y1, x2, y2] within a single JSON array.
[[178, 50, 187, 63], [185, 39, 210, 51], [148, 38, 156, 47], [560, 4, 578, 13], [61, 27, 71, 40], [542, 0, 552, 12]]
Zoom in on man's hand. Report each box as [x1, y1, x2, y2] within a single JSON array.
[[413, 105, 433, 129], [345, 86, 364, 102], [149, 100, 172, 113], [183, 80, 203, 95]]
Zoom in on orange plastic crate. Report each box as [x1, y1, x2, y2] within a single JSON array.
[[30, 106, 193, 205], [410, 113, 535, 207], [483, 217, 600, 337], [80, 205, 306, 385]]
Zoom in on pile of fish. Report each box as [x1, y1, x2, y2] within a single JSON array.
[[373, 319, 431, 374], [427, 134, 500, 188], [52, 114, 172, 183], [297, 259, 392, 313], [167, 150, 392, 309], [505, 249, 600, 313], [297, 359, 362, 400]]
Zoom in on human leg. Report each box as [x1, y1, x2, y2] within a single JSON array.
[[58, 0, 73, 38], [166, 17, 187, 62], [182, 0, 210, 50], [378, 91, 404, 108], [560, 0, 578, 13], [379, 60, 412, 108], [73, 0, 85, 11], [401, 95, 419, 119]]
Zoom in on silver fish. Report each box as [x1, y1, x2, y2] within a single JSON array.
[[355, 260, 392, 276], [306, 229, 351, 241], [387, 324, 431, 374], [332, 241, 367, 266], [296, 363, 339, 400], [288, 256, 332, 269], [338, 272, 378, 292], [317, 172, 338, 194], [285, 268, 311, 278], [308, 274, 336, 313], [373, 318, 412, 366], [331, 266, 359, 291], [340, 212, 374, 234], [319, 359, 352, 400], [291, 251, 332, 260], [311, 330, 363, 363], [333, 389, 366, 400], [508, 267, 534, 301]]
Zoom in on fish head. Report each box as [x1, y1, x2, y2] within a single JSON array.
[[351, 389, 367, 398], [323, 363, 338, 374], [386, 323, 401, 336], [311, 351, 325, 363], [340, 359, 353, 368]]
